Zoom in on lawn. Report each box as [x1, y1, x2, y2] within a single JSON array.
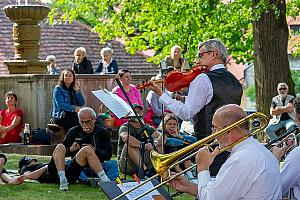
[[1, 154, 194, 200]]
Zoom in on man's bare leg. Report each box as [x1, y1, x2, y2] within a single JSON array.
[[125, 144, 147, 171], [0, 173, 25, 185], [0, 157, 25, 185], [52, 144, 68, 191], [75, 146, 109, 181]]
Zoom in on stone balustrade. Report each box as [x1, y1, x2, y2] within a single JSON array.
[[0, 74, 152, 129]]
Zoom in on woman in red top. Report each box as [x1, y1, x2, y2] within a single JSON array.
[[0, 91, 23, 144]]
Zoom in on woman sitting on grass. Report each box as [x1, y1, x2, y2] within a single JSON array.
[[0, 91, 23, 144]]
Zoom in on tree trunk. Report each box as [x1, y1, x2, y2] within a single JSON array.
[[252, 0, 295, 117]]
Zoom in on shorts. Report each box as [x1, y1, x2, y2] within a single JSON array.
[[42, 157, 84, 184]]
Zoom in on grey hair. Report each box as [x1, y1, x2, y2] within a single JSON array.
[[101, 47, 113, 57], [74, 47, 87, 57], [277, 82, 288, 90], [198, 39, 227, 64], [78, 107, 96, 119], [171, 45, 181, 54], [46, 55, 56, 62]]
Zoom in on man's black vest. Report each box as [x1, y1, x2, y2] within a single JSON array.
[[193, 68, 243, 140]]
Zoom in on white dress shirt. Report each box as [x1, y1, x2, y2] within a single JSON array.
[[197, 137, 282, 200], [159, 64, 225, 121], [281, 146, 300, 199]]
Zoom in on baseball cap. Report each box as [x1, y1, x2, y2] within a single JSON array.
[[19, 156, 37, 171]]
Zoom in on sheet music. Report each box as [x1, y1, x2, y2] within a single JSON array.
[[92, 89, 135, 119], [117, 181, 160, 200]]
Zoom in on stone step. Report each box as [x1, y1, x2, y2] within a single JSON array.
[[0, 143, 56, 156]]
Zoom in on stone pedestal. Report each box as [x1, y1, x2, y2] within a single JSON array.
[[3, 5, 50, 74]]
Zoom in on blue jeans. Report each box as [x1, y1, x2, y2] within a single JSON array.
[[67, 159, 119, 183], [165, 134, 197, 146], [265, 119, 296, 140]]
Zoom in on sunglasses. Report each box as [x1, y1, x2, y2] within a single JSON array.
[[279, 88, 287, 91]]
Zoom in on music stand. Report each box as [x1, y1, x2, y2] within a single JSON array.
[[115, 77, 157, 179], [98, 179, 172, 200]]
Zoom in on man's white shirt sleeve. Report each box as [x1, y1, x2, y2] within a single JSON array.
[[159, 74, 213, 121]]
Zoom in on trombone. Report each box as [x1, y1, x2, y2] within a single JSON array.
[[113, 112, 268, 200]]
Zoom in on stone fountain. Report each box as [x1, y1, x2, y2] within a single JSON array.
[[3, 4, 50, 74]]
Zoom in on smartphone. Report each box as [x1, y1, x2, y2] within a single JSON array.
[[75, 138, 83, 146]]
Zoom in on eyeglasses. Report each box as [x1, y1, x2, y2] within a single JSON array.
[[79, 119, 93, 125], [198, 51, 213, 58], [279, 88, 287, 91], [211, 125, 224, 132]]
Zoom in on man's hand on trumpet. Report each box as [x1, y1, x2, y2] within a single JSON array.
[[196, 146, 219, 172], [271, 138, 295, 161]]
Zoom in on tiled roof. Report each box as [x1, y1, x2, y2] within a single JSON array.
[[0, 0, 159, 75]]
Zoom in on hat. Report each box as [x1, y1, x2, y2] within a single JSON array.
[[132, 104, 143, 110], [19, 156, 37, 170]]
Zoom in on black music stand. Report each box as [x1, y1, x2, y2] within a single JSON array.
[[115, 77, 157, 180], [98, 179, 172, 200]]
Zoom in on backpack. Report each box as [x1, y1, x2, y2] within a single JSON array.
[[29, 128, 51, 145]]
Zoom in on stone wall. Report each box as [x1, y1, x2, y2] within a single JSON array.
[[0, 74, 152, 128]]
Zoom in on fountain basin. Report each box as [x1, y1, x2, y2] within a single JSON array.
[[3, 5, 50, 25]]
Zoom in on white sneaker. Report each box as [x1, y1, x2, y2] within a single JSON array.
[[99, 174, 110, 182], [59, 180, 69, 191]]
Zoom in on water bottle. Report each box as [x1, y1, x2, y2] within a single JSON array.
[[24, 123, 30, 145]]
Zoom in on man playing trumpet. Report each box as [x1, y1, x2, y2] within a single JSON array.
[[272, 96, 300, 199], [168, 104, 281, 199]]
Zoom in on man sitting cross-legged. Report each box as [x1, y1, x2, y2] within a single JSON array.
[[20, 143, 109, 191], [117, 104, 163, 178], [0, 153, 25, 185]]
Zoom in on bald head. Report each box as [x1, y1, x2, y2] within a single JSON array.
[[213, 104, 249, 131]]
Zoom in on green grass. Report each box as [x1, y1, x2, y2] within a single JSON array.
[[1, 153, 194, 200]]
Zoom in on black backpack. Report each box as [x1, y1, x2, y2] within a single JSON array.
[[29, 128, 51, 145]]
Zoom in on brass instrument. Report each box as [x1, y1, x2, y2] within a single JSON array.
[[265, 124, 299, 157], [113, 112, 268, 200], [265, 124, 299, 149]]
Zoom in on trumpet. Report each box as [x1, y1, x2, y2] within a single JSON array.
[[265, 124, 299, 158], [113, 112, 268, 200], [265, 124, 299, 149]]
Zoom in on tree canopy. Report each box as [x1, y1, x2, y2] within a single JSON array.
[[49, 0, 255, 64], [48, 0, 300, 116]]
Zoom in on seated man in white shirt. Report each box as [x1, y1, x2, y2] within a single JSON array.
[[168, 104, 282, 200]]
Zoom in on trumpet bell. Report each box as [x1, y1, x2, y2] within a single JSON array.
[[151, 151, 171, 178]]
